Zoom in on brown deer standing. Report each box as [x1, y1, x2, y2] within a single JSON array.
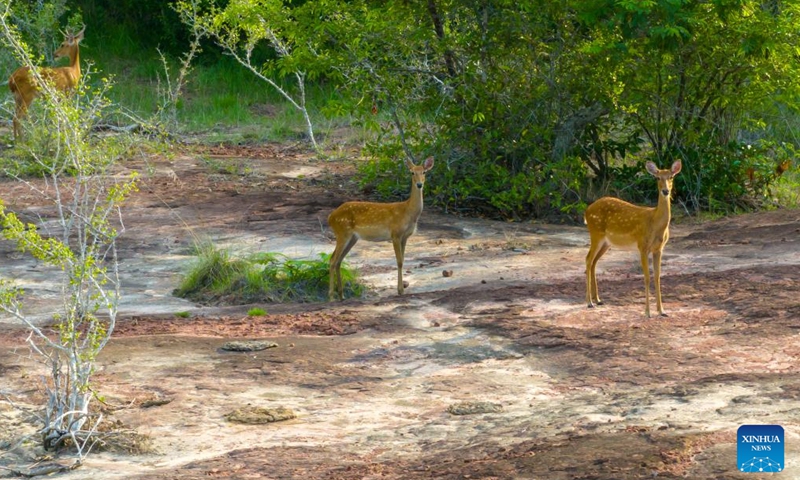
[[328, 156, 434, 301], [8, 25, 86, 140], [584, 160, 682, 318]]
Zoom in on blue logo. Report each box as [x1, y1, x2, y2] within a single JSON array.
[[738, 425, 784, 473]]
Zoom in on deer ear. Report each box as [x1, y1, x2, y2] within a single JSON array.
[[404, 157, 415, 170], [671, 160, 682, 175], [645, 161, 659, 176], [423, 156, 434, 171]]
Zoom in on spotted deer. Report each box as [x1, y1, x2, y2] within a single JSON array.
[[8, 26, 86, 140], [584, 160, 682, 317], [328, 156, 434, 301]]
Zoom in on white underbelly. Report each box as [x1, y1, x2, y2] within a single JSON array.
[[355, 227, 393, 242], [606, 232, 639, 249]]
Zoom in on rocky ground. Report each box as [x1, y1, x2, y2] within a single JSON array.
[[0, 143, 798, 479]]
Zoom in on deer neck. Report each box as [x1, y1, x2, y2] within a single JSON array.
[[69, 47, 81, 81], [652, 192, 672, 232], [407, 180, 424, 220]]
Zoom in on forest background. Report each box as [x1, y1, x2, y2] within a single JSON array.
[[1, 0, 799, 220]]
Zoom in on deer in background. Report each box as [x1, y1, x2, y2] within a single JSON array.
[[8, 25, 86, 140], [328, 156, 435, 301], [584, 160, 682, 318]]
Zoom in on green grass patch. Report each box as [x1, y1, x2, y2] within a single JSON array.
[[200, 155, 253, 176], [174, 243, 365, 305], [247, 307, 267, 317], [90, 52, 356, 145]]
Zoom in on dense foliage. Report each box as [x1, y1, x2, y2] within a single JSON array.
[[170, 0, 798, 218], [11, 0, 800, 218], [328, 0, 799, 218]]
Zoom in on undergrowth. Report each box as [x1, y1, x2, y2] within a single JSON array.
[[175, 243, 365, 305]]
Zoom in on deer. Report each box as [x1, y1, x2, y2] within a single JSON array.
[[328, 156, 435, 301], [584, 160, 682, 318], [8, 25, 86, 140]]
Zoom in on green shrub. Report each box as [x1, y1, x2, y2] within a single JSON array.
[[175, 245, 365, 305]]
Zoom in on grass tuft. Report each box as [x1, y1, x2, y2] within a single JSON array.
[[175, 243, 365, 305]]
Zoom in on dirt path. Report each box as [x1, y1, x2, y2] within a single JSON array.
[[1, 145, 799, 479]]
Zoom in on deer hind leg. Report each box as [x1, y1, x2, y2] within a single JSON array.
[[585, 237, 609, 308], [328, 242, 342, 301], [652, 249, 667, 316], [329, 234, 356, 301], [640, 249, 652, 318], [591, 243, 610, 306], [336, 235, 358, 299]]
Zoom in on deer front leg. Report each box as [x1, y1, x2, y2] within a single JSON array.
[[640, 249, 651, 318], [393, 236, 405, 295], [653, 249, 666, 316]]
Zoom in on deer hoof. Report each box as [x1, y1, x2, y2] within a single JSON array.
[[587, 303, 595, 309]]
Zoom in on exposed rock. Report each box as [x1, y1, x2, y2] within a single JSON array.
[[225, 406, 296, 424]]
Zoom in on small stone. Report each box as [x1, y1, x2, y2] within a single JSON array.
[[442, 269, 453, 277], [140, 397, 172, 408], [447, 401, 503, 415], [220, 340, 278, 352]]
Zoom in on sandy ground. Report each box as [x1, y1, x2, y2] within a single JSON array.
[[0, 143, 799, 479]]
